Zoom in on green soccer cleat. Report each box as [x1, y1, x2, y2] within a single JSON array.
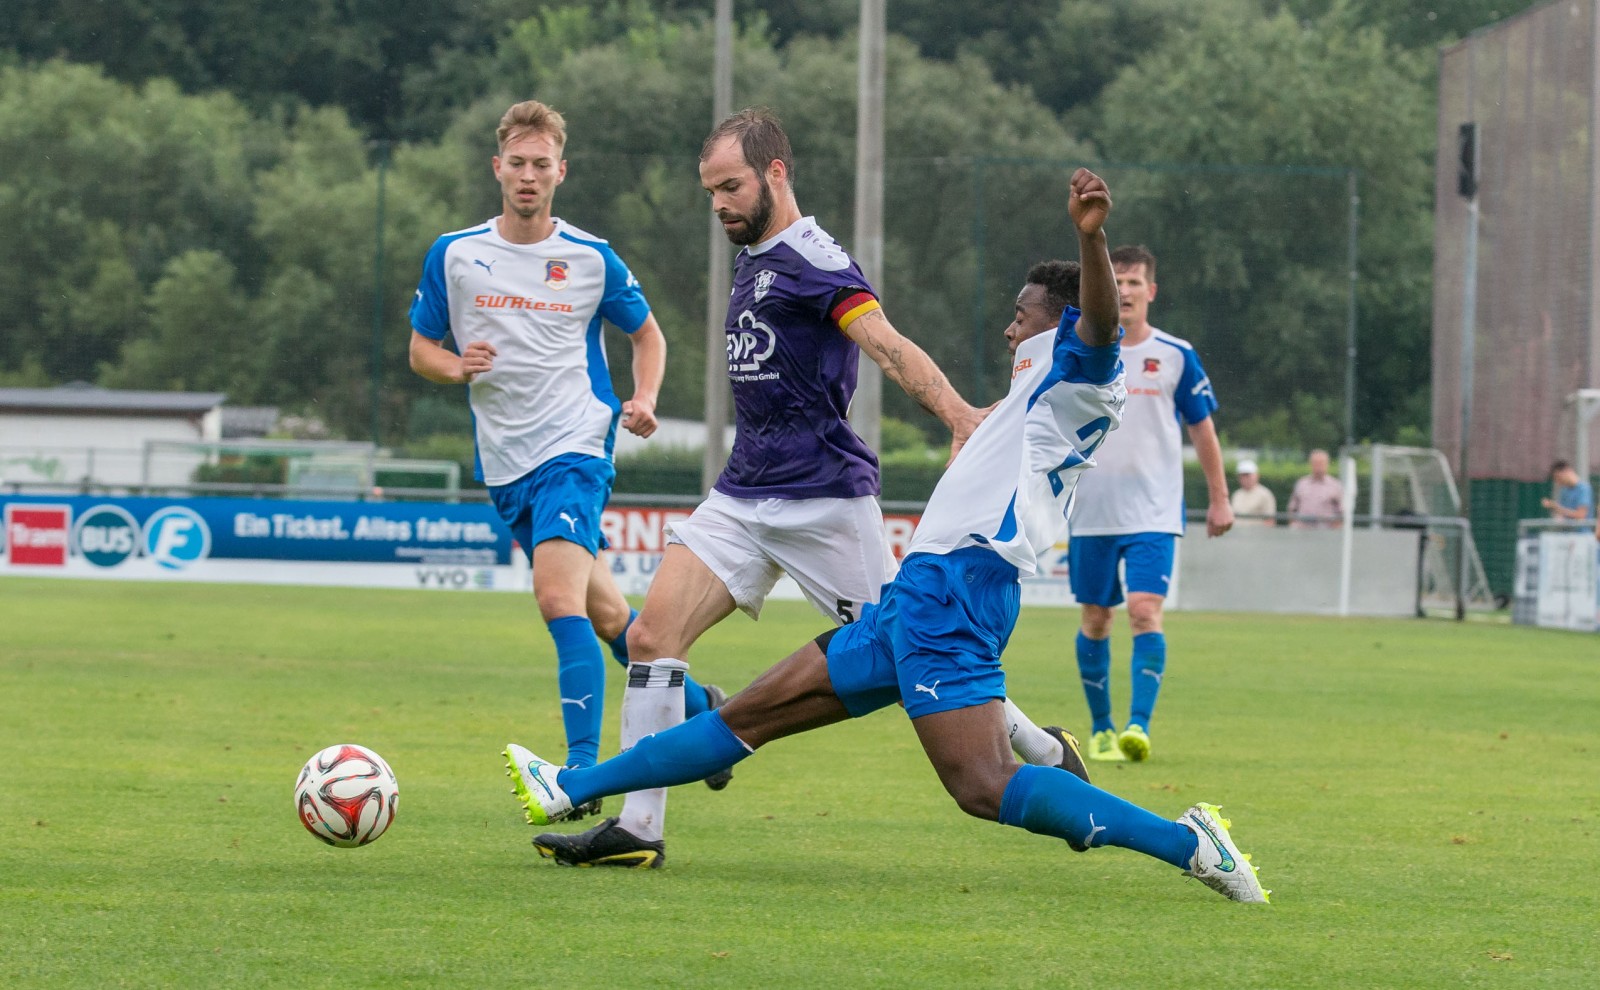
[[1179, 802, 1270, 903], [1118, 724, 1151, 762], [533, 816, 665, 869], [1087, 728, 1126, 762], [502, 743, 575, 826]]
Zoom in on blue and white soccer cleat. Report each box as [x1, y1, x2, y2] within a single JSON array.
[[503, 743, 575, 826], [1179, 803, 1270, 903]]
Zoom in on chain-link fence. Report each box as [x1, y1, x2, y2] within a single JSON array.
[[548, 155, 1357, 447]]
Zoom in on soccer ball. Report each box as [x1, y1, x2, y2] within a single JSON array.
[[294, 744, 399, 848]]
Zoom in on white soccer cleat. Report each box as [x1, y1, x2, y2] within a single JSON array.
[[1179, 803, 1270, 903], [503, 743, 574, 826]]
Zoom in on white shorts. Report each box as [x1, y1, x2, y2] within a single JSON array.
[[666, 491, 896, 621]]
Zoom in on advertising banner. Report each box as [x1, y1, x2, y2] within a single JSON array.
[[598, 505, 1074, 606], [0, 495, 1078, 605], [1532, 531, 1600, 633], [0, 495, 521, 591]]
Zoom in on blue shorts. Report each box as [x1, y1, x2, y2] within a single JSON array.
[[825, 547, 1020, 720], [1068, 532, 1176, 607], [488, 453, 614, 559]]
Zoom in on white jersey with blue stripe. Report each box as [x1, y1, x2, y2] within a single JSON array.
[[909, 307, 1126, 577], [409, 217, 652, 486], [1067, 327, 1216, 536]]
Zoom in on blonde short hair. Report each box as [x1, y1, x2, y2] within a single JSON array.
[[497, 100, 567, 152]]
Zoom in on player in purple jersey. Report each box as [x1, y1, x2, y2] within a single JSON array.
[[510, 108, 1087, 868]]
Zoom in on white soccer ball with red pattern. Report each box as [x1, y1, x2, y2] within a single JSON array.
[[294, 744, 399, 848]]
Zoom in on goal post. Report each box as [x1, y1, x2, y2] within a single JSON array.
[[1368, 444, 1497, 615]]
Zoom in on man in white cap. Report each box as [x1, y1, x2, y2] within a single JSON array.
[[1229, 459, 1276, 525]]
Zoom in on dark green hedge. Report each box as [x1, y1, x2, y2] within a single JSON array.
[[615, 447, 1333, 508]]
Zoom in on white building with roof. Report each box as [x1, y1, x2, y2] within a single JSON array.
[[0, 385, 227, 489]]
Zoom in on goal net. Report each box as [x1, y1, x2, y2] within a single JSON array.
[[1369, 444, 1497, 614]]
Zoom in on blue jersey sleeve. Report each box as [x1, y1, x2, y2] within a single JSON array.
[[410, 237, 452, 341], [1049, 306, 1123, 386], [1175, 344, 1218, 424], [597, 245, 652, 334]]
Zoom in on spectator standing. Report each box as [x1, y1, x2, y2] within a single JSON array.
[[1228, 459, 1276, 525], [1542, 460, 1595, 522], [1287, 449, 1343, 529]]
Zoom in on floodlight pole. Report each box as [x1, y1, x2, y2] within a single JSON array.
[[1457, 121, 1480, 506], [850, 0, 886, 453], [1459, 196, 1480, 504], [370, 140, 390, 448], [700, 0, 734, 493], [1343, 169, 1359, 450]]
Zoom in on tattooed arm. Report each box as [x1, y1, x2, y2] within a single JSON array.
[[841, 309, 985, 459]]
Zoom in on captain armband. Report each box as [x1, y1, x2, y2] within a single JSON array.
[[829, 290, 881, 331]]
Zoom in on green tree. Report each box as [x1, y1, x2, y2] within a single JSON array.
[[104, 249, 250, 392], [467, 19, 1089, 425], [1276, 0, 1543, 50], [245, 108, 460, 437], [1094, 3, 1435, 447], [960, 0, 1203, 127], [0, 61, 265, 383], [2, 0, 524, 139]]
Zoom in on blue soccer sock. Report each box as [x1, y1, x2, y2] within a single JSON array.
[[1076, 632, 1114, 734], [998, 764, 1198, 869], [559, 710, 753, 809], [603, 609, 713, 718], [1128, 631, 1167, 731], [682, 674, 712, 719], [605, 609, 638, 667], [547, 615, 606, 769]]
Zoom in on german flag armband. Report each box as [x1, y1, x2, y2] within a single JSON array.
[[829, 288, 881, 332]]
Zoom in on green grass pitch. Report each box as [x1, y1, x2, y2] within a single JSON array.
[[2, 577, 1596, 988]]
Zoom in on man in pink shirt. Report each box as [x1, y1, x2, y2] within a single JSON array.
[[1287, 449, 1343, 529]]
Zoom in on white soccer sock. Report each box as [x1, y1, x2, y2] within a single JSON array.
[[615, 658, 688, 843], [1004, 697, 1064, 767]]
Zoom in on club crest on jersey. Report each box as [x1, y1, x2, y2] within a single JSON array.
[[754, 269, 776, 301], [544, 259, 570, 290], [1142, 357, 1162, 379]]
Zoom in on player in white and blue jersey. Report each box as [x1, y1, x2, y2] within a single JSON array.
[[506, 108, 1084, 867], [504, 169, 1269, 903], [1067, 245, 1234, 764], [409, 100, 721, 790]]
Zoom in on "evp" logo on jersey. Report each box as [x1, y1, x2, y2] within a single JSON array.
[[728, 310, 777, 373], [474, 295, 574, 313]]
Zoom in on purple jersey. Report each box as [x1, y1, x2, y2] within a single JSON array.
[[715, 217, 881, 500]]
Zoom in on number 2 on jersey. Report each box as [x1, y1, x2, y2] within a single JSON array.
[[1047, 416, 1113, 496]]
